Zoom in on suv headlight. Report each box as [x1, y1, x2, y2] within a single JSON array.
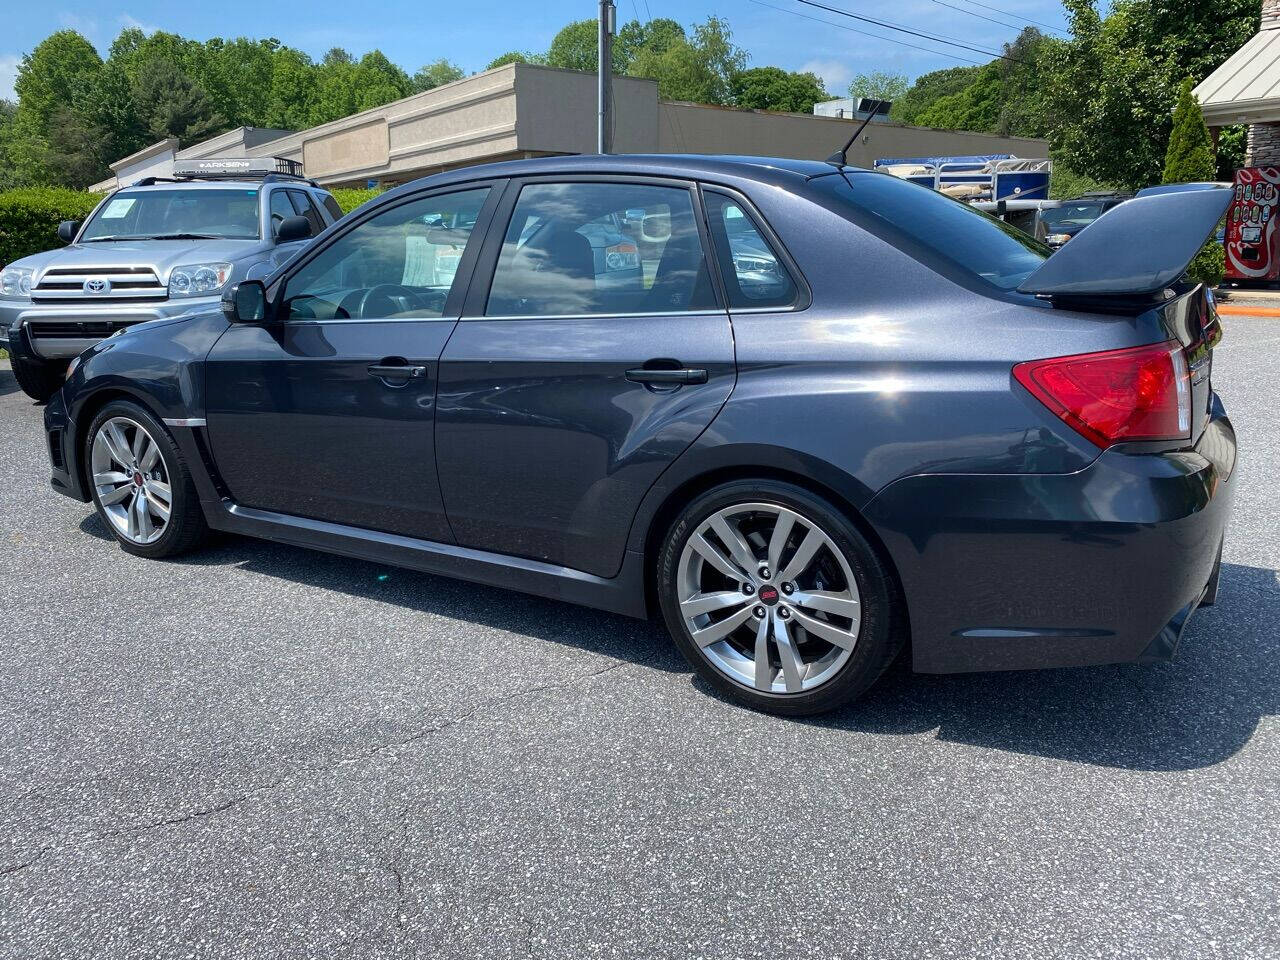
[[168, 262, 232, 297], [0, 266, 34, 299]]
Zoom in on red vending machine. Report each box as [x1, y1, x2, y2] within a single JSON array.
[[1225, 166, 1280, 281]]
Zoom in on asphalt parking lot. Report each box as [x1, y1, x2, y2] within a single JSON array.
[[1, 316, 1277, 960]]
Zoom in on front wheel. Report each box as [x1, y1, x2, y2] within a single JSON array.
[[657, 480, 904, 716], [85, 401, 209, 558], [9, 353, 65, 402]]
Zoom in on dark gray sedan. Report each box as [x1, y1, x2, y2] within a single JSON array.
[[42, 155, 1235, 716]]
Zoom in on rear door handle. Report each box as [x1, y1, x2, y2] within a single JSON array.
[[368, 363, 427, 380], [625, 367, 708, 385]]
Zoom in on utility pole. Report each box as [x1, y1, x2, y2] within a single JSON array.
[[598, 0, 615, 154]]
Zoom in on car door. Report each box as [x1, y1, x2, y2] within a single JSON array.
[[204, 184, 500, 541], [434, 177, 736, 579]]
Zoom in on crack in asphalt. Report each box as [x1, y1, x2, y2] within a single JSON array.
[[0, 652, 657, 886]]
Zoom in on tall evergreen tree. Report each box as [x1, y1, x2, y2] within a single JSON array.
[[1161, 79, 1223, 287]]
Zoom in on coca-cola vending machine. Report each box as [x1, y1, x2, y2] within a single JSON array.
[[1225, 166, 1280, 281]]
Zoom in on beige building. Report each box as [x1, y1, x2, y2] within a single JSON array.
[[94, 62, 1049, 191]]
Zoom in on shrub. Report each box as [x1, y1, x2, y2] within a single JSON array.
[[0, 187, 102, 266], [329, 188, 383, 216]]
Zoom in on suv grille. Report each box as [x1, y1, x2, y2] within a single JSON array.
[[32, 266, 165, 302], [27, 319, 142, 338]]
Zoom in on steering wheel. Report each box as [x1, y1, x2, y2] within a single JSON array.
[[357, 284, 429, 318]]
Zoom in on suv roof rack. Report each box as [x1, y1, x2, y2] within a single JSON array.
[[134, 157, 320, 188]]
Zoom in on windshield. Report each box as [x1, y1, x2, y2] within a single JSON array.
[[1040, 203, 1109, 232], [80, 188, 260, 241], [830, 172, 1048, 291]]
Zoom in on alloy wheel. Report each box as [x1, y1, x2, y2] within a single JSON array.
[[90, 416, 172, 545], [675, 502, 861, 695]]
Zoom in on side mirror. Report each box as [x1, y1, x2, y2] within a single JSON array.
[[58, 220, 81, 244], [275, 215, 312, 244], [222, 280, 270, 324]]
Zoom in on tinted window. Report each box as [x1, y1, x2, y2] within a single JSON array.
[[80, 188, 260, 241], [832, 172, 1048, 291], [486, 181, 716, 317], [268, 190, 295, 236], [320, 193, 344, 221], [287, 190, 326, 234], [705, 193, 798, 308], [283, 188, 489, 321]]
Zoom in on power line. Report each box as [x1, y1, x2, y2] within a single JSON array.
[[749, 0, 984, 67], [957, 0, 1069, 35], [788, 0, 1032, 64], [925, 0, 1062, 36]]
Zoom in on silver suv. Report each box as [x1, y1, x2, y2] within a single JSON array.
[[2, 158, 343, 400]]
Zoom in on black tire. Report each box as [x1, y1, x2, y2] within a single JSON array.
[[657, 480, 905, 716], [85, 400, 209, 559], [9, 353, 65, 402]]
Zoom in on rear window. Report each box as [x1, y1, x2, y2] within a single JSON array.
[[831, 172, 1048, 291]]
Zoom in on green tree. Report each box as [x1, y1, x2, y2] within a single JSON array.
[[730, 66, 827, 112], [890, 66, 980, 124], [848, 72, 908, 103], [352, 51, 413, 111], [627, 16, 745, 106], [132, 59, 225, 143], [1162, 78, 1223, 287], [265, 47, 318, 128], [616, 18, 686, 65], [10, 30, 103, 185], [547, 19, 605, 72], [413, 59, 465, 92], [1042, 0, 1256, 191], [485, 51, 545, 70]]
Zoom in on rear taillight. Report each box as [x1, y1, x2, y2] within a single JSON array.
[[1013, 340, 1191, 449]]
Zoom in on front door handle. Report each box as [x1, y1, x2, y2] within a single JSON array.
[[368, 363, 427, 381], [625, 367, 708, 385]]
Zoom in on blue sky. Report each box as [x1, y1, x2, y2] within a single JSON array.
[[2, 0, 1073, 102]]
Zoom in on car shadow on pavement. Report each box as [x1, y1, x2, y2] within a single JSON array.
[[77, 509, 1278, 771], [77, 512, 687, 674], [0, 365, 20, 399], [802, 562, 1279, 772]]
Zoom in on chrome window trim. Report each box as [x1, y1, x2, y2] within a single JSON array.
[[468, 309, 725, 322]]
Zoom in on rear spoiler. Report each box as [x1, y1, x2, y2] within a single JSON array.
[[1017, 182, 1231, 298]]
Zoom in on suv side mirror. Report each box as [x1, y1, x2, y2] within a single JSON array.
[[58, 220, 81, 244], [275, 215, 312, 244], [222, 280, 270, 324]]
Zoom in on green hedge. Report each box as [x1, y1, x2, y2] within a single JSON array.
[[0, 188, 102, 266], [330, 188, 384, 215]]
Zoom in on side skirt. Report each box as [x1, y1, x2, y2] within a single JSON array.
[[203, 499, 651, 620]]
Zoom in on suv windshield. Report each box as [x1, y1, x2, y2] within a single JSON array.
[[80, 188, 260, 241], [830, 172, 1048, 291], [1039, 203, 1109, 232]]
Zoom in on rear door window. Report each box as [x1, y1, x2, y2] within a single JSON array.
[[485, 181, 717, 317], [268, 190, 296, 237], [704, 193, 799, 309], [319, 193, 344, 222], [287, 190, 326, 235]]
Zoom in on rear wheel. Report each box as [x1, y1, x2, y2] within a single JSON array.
[[9, 353, 65, 402], [657, 480, 903, 716], [85, 401, 208, 558]]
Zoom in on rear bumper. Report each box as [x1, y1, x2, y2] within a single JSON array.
[[864, 403, 1237, 673]]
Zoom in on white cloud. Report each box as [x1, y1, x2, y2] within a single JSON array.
[[0, 54, 18, 102], [801, 59, 853, 98], [57, 11, 99, 39], [119, 13, 158, 34]]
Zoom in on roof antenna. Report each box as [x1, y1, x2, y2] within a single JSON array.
[[826, 98, 883, 168]]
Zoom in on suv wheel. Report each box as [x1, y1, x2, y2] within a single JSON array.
[[9, 353, 65, 402], [657, 480, 903, 716], [85, 401, 208, 558]]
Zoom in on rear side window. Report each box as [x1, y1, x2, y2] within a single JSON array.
[[705, 193, 798, 309], [319, 193, 344, 221], [486, 181, 717, 317], [268, 190, 295, 236], [831, 172, 1048, 291], [287, 190, 326, 234]]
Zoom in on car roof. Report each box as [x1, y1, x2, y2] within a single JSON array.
[[379, 154, 856, 201], [115, 180, 323, 193]]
